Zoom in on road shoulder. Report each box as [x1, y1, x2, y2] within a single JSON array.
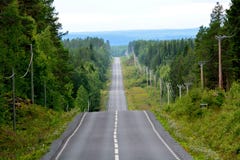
[[41, 112, 85, 160], [145, 111, 193, 160]]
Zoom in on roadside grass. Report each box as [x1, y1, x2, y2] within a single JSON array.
[[100, 59, 112, 111], [121, 56, 240, 160], [0, 105, 80, 160], [121, 57, 161, 110]]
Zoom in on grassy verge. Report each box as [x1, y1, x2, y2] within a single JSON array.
[[121, 57, 160, 110], [121, 56, 240, 160], [99, 59, 113, 111], [0, 105, 80, 159]]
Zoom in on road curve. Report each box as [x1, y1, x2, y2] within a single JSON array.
[[43, 57, 192, 160]]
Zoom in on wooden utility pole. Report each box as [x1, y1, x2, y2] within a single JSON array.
[[198, 61, 206, 89], [216, 36, 223, 89], [166, 83, 170, 105], [149, 70, 152, 87], [215, 35, 232, 89], [177, 84, 184, 98], [146, 67, 148, 88], [184, 82, 192, 94], [159, 78, 162, 105]]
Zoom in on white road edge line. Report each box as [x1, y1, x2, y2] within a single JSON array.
[[55, 112, 87, 160], [144, 111, 181, 160]]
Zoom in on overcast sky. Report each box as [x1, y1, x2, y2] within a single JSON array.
[[53, 0, 231, 32]]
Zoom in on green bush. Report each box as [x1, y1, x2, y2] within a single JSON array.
[[227, 82, 240, 107], [229, 82, 240, 98], [201, 90, 225, 108], [189, 88, 202, 102], [75, 85, 88, 111]]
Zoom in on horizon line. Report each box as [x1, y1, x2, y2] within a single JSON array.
[[64, 27, 200, 34]]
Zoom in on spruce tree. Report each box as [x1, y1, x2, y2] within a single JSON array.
[[226, 0, 240, 81]]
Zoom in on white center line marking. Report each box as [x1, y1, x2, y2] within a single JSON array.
[[115, 155, 119, 160], [114, 111, 119, 160]]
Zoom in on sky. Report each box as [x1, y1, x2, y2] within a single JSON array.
[[53, 0, 231, 32]]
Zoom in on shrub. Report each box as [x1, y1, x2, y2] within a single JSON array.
[[189, 88, 202, 102], [229, 82, 240, 98], [227, 82, 240, 107], [201, 90, 225, 108], [75, 85, 88, 111]]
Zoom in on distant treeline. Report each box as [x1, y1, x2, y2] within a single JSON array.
[[111, 46, 128, 57], [128, 1, 240, 94], [64, 28, 198, 46]]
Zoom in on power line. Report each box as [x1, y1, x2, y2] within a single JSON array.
[[20, 44, 33, 78], [3, 44, 34, 131]]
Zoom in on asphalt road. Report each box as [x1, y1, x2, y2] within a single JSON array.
[[45, 57, 192, 160], [108, 57, 127, 111]]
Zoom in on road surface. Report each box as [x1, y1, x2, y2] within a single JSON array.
[[44, 57, 192, 160], [108, 57, 127, 111]]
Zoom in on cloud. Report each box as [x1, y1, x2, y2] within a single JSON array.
[[54, 0, 231, 32]]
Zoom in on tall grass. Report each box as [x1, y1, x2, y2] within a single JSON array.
[[0, 105, 80, 159]]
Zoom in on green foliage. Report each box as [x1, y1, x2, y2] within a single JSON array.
[[128, 39, 195, 97], [0, 0, 111, 114], [161, 83, 240, 159], [171, 96, 199, 118], [0, 0, 73, 111], [226, 0, 240, 80], [75, 85, 88, 111], [195, 2, 240, 89], [128, 2, 240, 97], [0, 104, 80, 159], [123, 3, 240, 159], [201, 89, 225, 107], [229, 82, 240, 98], [122, 55, 240, 159], [0, 5, 111, 160], [33, 26, 74, 110], [157, 64, 170, 81], [121, 57, 159, 110], [122, 57, 146, 89], [167, 88, 226, 119], [227, 82, 240, 107], [63, 38, 111, 111], [189, 88, 202, 102]]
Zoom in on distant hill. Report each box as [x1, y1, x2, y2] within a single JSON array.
[[63, 28, 199, 46]]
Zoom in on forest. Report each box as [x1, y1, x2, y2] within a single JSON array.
[[124, 2, 240, 159], [0, 0, 239, 159], [128, 1, 240, 96], [0, 0, 111, 158], [0, 0, 110, 124]]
